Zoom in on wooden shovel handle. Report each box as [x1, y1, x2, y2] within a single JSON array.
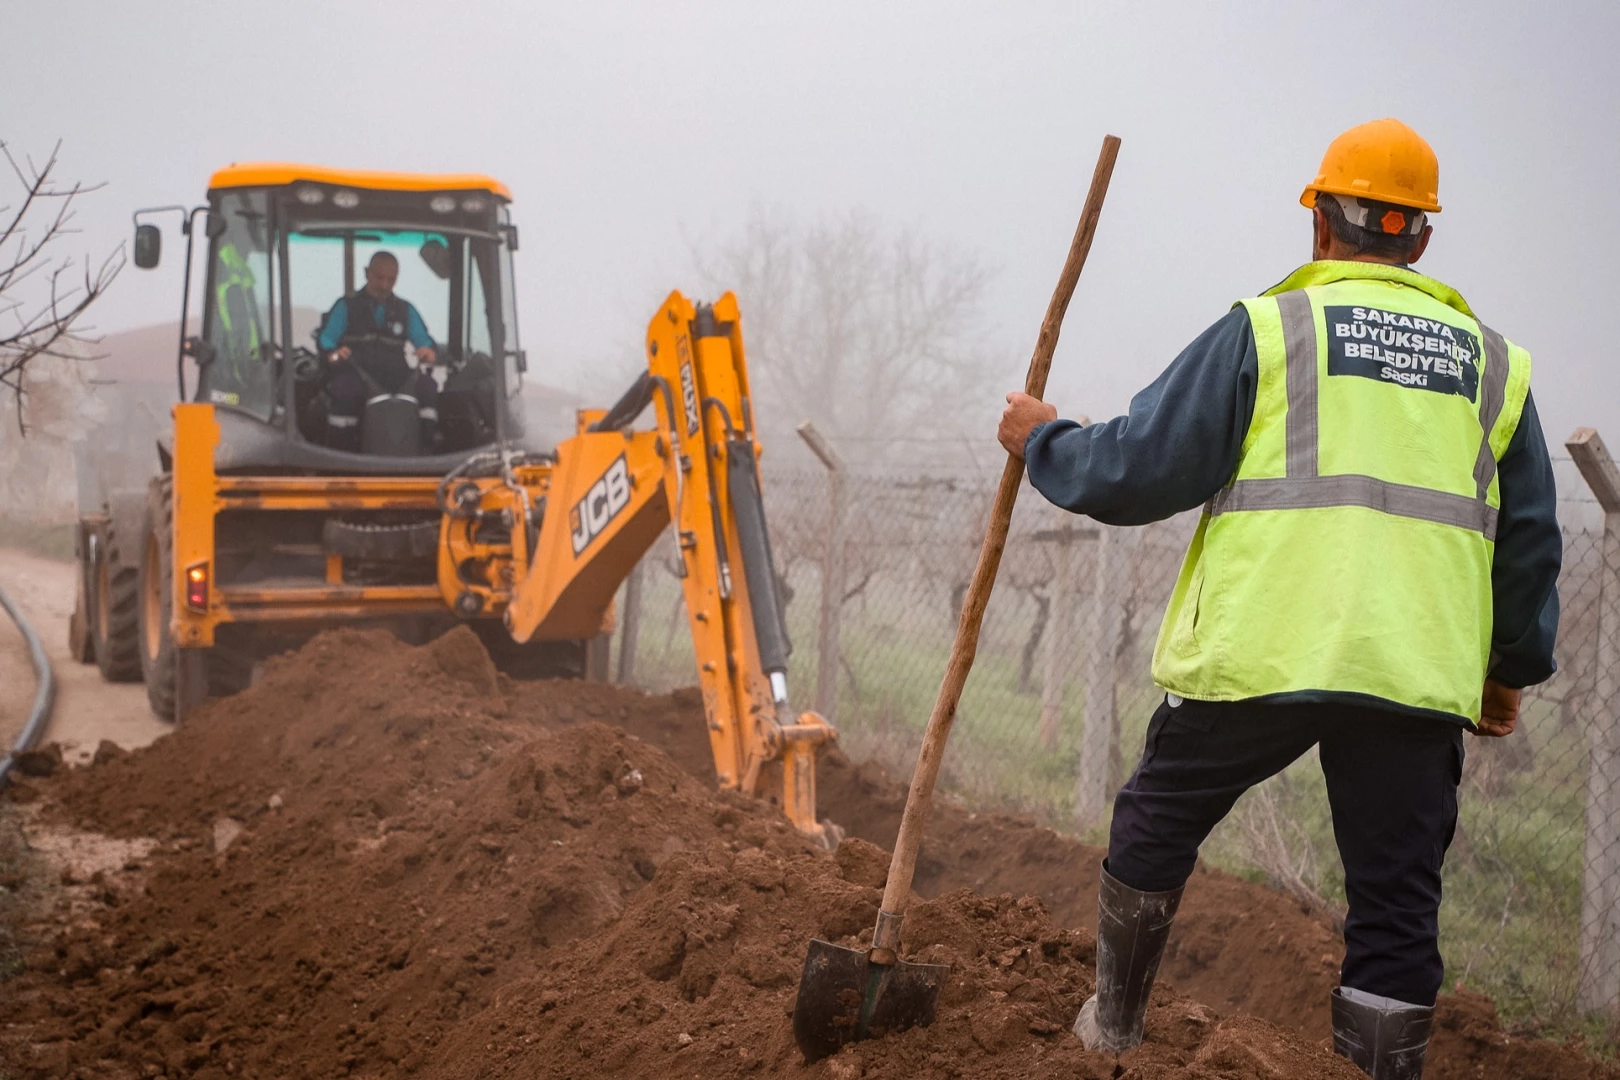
[[872, 135, 1122, 947]]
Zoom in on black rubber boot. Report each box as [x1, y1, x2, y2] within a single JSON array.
[[1072, 864, 1184, 1052], [1330, 987, 1434, 1079]]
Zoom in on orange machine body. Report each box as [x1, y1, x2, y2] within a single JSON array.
[[163, 292, 834, 844]]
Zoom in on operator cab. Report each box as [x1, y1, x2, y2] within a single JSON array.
[[136, 165, 531, 474]]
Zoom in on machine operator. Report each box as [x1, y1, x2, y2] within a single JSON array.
[[997, 119, 1562, 1080], [317, 250, 440, 451]]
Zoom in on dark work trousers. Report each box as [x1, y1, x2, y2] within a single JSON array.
[[1106, 696, 1464, 1006], [325, 360, 439, 438]]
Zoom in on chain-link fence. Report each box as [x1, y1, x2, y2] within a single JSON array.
[[610, 433, 1620, 1041]]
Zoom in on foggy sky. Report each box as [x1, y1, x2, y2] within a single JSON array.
[[6, 0, 1617, 470]]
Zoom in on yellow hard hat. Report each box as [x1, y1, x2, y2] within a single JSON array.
[[1300, 118, 1441, 214]]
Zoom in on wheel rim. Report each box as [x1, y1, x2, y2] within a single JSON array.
[[143, 532, 163, 663]]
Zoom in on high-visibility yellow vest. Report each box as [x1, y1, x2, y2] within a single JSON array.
[[1151, 261, 1532, 723]]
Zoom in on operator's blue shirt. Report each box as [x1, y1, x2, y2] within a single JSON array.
[[317, 294, 436, 352], [1023, 305, 1562, 691]]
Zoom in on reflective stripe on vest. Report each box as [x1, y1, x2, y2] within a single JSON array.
[[1206, 292, 1512, 540]]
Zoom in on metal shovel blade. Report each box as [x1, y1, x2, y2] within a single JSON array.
[[792, 939, 949, 1062]]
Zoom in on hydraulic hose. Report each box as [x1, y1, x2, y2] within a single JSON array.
[[725, 438, 792, 677], [0, 583, 56, 786], [589, 371, 654, 433]]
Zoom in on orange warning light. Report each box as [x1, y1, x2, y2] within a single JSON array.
[[185, 564, 209, 612]]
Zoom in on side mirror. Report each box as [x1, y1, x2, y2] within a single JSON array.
[[503, 224, 519, 252], [133, 224, 161, 269], [181, 336, 217, 366]]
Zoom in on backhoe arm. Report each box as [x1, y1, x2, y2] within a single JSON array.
[[470, 291, 836, 845]]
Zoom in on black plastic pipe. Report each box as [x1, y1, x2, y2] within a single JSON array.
[[0, 584, 56, 785]]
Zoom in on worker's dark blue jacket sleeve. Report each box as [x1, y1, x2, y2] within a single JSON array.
[[317, 298, 348, 351], [1023, 307, 1562, 689], [1486, 393, 1560, 688], [1025, 308, 1258, 526]]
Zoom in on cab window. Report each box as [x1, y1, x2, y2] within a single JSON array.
[[498, 237, 521, 398], [199, 190, 275, 418], [287, 229, 450, 354]]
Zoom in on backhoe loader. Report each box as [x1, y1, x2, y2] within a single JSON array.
[[72, 164, 837, 845]]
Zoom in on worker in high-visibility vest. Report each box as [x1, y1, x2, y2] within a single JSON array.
[[214, 242, 264, 389], [998, 119, 1561, 1079]]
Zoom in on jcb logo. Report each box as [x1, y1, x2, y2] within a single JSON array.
[[676, 335, 701, 437], [570, 455, 631, 556]]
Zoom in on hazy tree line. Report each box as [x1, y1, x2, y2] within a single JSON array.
[[0, 140, 1007, 466], [694, 208, 1008, 465]]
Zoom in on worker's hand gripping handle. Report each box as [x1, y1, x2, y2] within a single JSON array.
[[870, 135, 1122, 962]]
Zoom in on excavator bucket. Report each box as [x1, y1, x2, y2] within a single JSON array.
[[791, 939, 947, 1062]]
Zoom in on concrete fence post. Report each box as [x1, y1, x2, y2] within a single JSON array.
[[1035, 526, 1084, 751], [616, 556, 644, 686], [797, 422, 847, 724], [1569, 426, 1620, 1015], [1075, 525, 1126, 830]]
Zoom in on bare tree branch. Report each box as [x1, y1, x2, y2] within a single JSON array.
[[692, 208, 1001, 462], [0, 140, 123, 434]]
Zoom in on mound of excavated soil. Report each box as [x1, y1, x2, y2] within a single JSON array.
[[428, 843, 1363, 1080], [0, 628, 1612, 1079], [813, 752, 1348, 1038]]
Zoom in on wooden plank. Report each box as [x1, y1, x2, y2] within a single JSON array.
[[1569, 427, 1620, 513]]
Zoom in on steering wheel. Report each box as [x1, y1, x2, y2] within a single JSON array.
[[290, 346, 323, 384]]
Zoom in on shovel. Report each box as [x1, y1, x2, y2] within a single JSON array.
[[792, 133, 1123, 1063]]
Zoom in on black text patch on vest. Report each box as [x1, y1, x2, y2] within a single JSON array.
[[1324, 305, 1480, 401]]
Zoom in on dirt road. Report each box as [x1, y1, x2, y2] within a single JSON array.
[[0, 548, 167, 763]]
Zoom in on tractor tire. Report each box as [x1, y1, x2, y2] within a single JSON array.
[[203, 642, 256, 699], [137, 477, 178, 721], [93, 519, 143, 682], [68, 543, 95, 664], [137, 475, 212, 723]]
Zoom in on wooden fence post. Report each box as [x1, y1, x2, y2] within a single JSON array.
[[797, 422, 847, 724], [616, 556, 644, 685], [1569, 426, 1620, 1014]]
